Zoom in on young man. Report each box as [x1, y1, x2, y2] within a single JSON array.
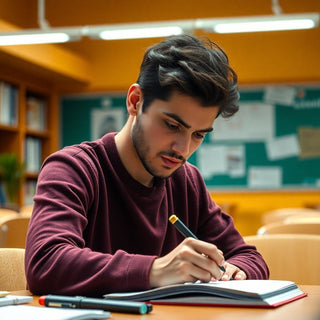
[[25, 35, 269, 297]]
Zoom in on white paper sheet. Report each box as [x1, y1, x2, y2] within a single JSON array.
[[198, 144, 245, 178], [0, 305, 110, 320], [225, 145, 245, 177], [212, 103, 274, 141], [263, 86, 296, 106], [198, 145, 227, 178], [248, 166, 282, 189], [266, 134, 300, 160]]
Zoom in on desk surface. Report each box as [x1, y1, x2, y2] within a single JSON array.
[[12, 285, 320, 320]]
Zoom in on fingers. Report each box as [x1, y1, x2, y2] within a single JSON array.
[[176, 257, 212, 283], [234, 270, 247, 280], [177, 244, 223, 282], [220, 262, 247, 281], [149, 238, 244, 288], [178, 238, 225, 281], [184, 238, 225, 269]]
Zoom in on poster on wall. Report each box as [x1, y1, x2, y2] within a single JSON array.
[[91, 108, 125, 140]]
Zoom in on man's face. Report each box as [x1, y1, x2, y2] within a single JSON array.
[[131, 91, 219, 179]]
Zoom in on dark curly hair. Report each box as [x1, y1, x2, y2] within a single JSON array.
[[137, 34, 239, 118]]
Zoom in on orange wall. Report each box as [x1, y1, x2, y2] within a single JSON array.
[[70, 28, 320, 92], [0, 1, 319, 91]]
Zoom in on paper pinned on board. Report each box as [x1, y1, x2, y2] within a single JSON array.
[[198, 144, 245, 179], [298, 127, 320, 158], [248, 166, 282, 189], [264, 86, 296, 106], [266, 134, 300, 160], [198, 145, 227, 178], [212, 103, 274, 141]]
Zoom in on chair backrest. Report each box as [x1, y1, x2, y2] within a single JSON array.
[[244, 234, 320, 285], [257, 220, 320, 236], [19, 204, 34, 217], [0, 248, 26, 291], [261, 208, 320, 225], [0, 214, 30, 248], [284, 216, 320, 224], [0, 208, 18, 219]]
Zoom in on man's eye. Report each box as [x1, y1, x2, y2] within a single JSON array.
[[194, 132, 205, 139], [165, 121, 179, 131]]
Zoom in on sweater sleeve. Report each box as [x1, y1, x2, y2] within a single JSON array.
[[25, 148, 156, 297]]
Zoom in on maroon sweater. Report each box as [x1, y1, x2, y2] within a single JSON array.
[[25, 133, 269, 296]]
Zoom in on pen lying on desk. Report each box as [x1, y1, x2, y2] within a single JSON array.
[[169, 214, 226, 272], [39, 294, 152, 314]]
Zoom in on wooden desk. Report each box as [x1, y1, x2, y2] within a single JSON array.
[[13, 285, 320, 320]]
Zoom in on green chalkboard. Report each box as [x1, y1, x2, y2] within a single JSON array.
[[61, 86, 320, 190]]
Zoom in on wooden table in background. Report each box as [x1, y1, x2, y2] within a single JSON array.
[[12, 285, 320, 320]]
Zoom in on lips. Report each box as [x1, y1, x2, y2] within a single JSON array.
[[161, 155, 181, 169]]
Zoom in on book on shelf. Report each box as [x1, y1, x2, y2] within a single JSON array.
[[24, 180, 37, 205], [104, 280, 307, 308], [25, 136, 42, 173], [0, 81, 18, 126], [26, 95, 47, 131]]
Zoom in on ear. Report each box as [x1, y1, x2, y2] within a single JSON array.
[[126, 84, 143, 116]]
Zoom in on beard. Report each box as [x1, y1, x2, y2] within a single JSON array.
[[131, 115, 185, 180]]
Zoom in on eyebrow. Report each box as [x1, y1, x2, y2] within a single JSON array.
[[163, 112, 213, 133]]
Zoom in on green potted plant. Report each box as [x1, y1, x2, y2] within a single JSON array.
[[0, 153, 25, 209]]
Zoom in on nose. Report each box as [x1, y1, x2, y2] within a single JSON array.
[[171, 134, 191, 158]]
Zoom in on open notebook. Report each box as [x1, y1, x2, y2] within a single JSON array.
[[104, 280, 307, 308]]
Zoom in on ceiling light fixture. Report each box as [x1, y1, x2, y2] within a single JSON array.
[[0, 27, 83, 46], [0, 0, 318, 45], [0, 31, 70, 46], [99, 26, 184, 40], [197, 13, 319, 34]]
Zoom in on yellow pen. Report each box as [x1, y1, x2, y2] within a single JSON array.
[[169, 214, 226, 272]]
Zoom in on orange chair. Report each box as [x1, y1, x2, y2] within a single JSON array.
[[261, 208, 320, 225], [0, 248, 26, 290], [284, 215, 320, 224], [0, 208, 18, 219], [257, 220, 320, 236], [245, 234, 320, 285], [19, 204, 34, 217], [0, 214, 30, 248]]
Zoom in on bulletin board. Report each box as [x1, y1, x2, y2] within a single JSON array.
[[60, 86, 320, 190]]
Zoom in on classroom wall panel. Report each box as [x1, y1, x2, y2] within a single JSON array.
[[61, 85, 320, 191]]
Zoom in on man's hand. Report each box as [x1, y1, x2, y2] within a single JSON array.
[[220, 262, 247, 281], [149, 238, 228, 288]]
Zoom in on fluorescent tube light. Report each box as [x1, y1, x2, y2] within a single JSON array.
[[99, 26, 184, 40], [0, 12, 318, 45], [198, 13, 319, 34], [0, 32, 71, 45]]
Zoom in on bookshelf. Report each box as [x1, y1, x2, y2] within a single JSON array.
[[0, 74, 59, 207]]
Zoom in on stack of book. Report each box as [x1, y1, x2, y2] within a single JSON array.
[[26, 96, 47, 132], [0, 81, 18, 126]]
